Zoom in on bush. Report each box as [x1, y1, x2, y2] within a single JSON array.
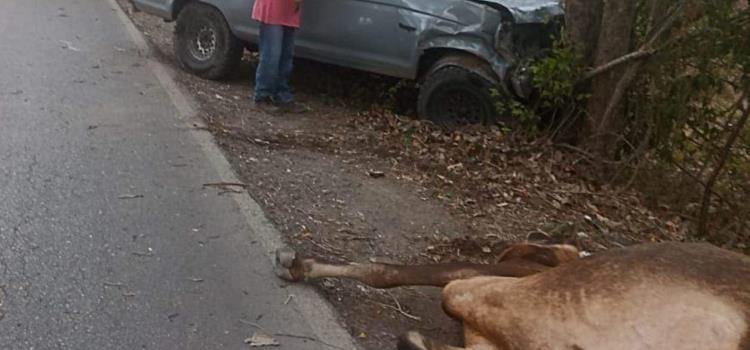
[[510, 0, 750, 248]]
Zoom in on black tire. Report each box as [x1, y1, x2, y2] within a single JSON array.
[[418, 62, 498, 128], [174, 2, 243, 80]]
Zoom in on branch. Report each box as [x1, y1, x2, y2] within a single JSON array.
[[273, 333, 349, 350], [671, 160, 731, 206], [602, 63, 641, 122], [582, 49, 655, 81], [581, 1, 684, 82], [372, 292, 423, 321], [643, 2, 685, 48], [616, 120, 654, 190], [697, 94, 750, 236]]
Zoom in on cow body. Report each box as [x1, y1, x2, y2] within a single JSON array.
[[275, 242, 750, 350], [442, 243, 750, 350]]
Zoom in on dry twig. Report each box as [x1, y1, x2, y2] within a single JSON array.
[[371, 292, 422, 321]]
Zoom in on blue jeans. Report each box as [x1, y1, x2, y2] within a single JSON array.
[[255, 24, 296, 104]]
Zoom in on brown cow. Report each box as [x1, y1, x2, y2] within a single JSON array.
[[275, 242, 750, 350]]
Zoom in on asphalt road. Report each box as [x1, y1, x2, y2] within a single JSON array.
[[0, 1, 347, 349]]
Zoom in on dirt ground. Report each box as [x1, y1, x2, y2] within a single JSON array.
[[117, 2, 691, 348]]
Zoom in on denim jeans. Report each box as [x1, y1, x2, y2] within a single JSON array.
[[254, 24, 296, 104]]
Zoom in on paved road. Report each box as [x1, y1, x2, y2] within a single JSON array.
[[0, 1, 345, 349]]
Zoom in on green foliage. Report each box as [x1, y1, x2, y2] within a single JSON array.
[[499, 0, 750, 243], [491, 89, 537, 133], [629, 2, 750, 237], [384, 79, 408, 105], [528, 38, 587, 107], [380, 79, 415, 112], [605, 1, 750, 243], [492, 35, 587, 135]]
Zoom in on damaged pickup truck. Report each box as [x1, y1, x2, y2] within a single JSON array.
[[133, 0, 563, 126]]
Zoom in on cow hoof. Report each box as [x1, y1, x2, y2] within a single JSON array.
[[276, 247, 297, 268], [274, 247, 297, 281], [397, 331, 429, 350]]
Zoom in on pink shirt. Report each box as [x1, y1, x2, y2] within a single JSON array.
[[252, 0, 301, 28]]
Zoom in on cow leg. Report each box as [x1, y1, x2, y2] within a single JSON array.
[[398, 331, 497, 350], [463, 326, 500, 350], [274, 247, 551, 288], [398, 331, 465, 350]]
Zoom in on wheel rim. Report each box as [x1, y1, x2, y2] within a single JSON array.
[[188, 24, 217, 61], [430, 87, 488, 126]]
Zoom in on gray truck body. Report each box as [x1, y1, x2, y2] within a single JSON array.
[[133, 0, 562, 90]]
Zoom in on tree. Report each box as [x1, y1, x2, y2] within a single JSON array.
[[548, 0, 750, 241]]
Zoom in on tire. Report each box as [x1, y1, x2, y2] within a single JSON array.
[[174, 2, 243, 80], [417, 59, 500, 128]]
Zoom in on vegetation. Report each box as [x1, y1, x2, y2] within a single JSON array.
[[514, 0, 750, 247]]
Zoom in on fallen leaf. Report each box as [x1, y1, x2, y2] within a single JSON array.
[[244, 333, 280, 347], [131, 251, 154, 257], [59, 40, 81, 52], [447, 163, 464, 172], [118, 194, 144, 200]]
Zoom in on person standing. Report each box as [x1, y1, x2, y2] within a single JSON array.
[[251, 0, 307, 112]]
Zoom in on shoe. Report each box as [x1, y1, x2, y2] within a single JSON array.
[[253, 96, 279, 113], [276, 101, 311, 114]]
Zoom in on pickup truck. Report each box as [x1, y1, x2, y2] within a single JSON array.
[[132, 0, 563, 126]]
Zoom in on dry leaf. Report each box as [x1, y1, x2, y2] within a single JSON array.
[[244, 333, 280, 347], [367, 170, 385, 178]]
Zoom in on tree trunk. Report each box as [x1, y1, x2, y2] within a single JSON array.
[[584, 0, 638, 160], [563, 0, 604, 66], [564, 0, 638, 161]]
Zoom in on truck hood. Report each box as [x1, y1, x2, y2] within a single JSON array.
[[468, 0, 563, 23]]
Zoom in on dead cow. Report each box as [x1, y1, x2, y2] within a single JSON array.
[[275, 242, 750, 350]]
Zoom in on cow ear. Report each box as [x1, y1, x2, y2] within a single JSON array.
[[497, 243, 579, 267]]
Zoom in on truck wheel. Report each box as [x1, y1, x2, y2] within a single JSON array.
[[174, 2, 243, 80], [418, 60, 498, 128]]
